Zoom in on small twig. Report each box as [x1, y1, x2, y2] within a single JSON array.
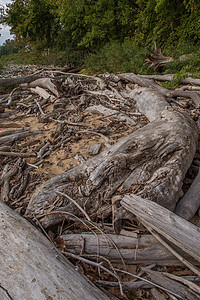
[[115, 268, 184, 299], [55, 191, 92, 222], [64, 251, 128, 300], [77, 130, 112, 144], [65, 252, 183, 299], [34, 98, 46, 115], [7, 87, 20, 106], [50, 118, 88, 127], [26, 163, 39, 169]]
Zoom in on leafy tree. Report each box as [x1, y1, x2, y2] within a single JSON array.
[[6, 0, 60, 48], [59, 0, 138, 50], [0, 39, 19, 57]]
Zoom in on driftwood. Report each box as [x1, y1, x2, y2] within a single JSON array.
[[85, 104, 136, 126], [26, 78, 59, 97], [145, 270, 199, 300], [1, 66, 200, 298], [60, 232, 200, 266], [0, 129, 41, 146], [121, 194, 200, 263], [0, 75, 41, 87], [24, 74, 198, 227], [0, 201, 110, 300], [146, 44, 173, 71], [175, 167, 200, 220]]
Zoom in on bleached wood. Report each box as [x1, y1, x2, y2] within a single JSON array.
[[121, 194, 200, 263], [0, 201, 110, 300], [60, 233, 200, 266], [25, 87, 198, 227], [175, 168, 200, 220]]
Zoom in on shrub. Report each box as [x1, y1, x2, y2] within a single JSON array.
[[84, 41, 152, 74]]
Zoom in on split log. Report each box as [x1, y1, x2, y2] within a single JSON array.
[[60, 233, 200, 266], [25, 79, 198, 227], [0, 201, 110, 300], [121, 194, 200, 263]]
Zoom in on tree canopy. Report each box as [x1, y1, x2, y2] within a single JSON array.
[[3, 0, 200, 70]]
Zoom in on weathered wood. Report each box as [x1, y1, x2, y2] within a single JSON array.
[[27, 78, 59, 97], [60, 233, 200, 266], [0, 201, 110, 300], [146, 270, 199, 300], [175, 168, 200, 220], [139, 74, 200, 86], [25, 86, 198, 227], [0, 130, 41, 145], [119, 73, 169, 97], [168, 89, 200, 106], [0, 75, 41, 87], [85, 104, 136, 125], [121, 194, 200, 263], [145, 44, 173, 71]]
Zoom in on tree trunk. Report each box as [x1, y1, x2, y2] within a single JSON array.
[[0, 201, 110, 300]]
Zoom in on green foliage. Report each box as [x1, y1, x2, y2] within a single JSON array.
[[164, 51, 200, 74], [0, 40, 19, 57], [6, 0, 60, 48], [3, 0, 200, 76], [162, 70, 189, 88], [58, 0, 137, 50], [84, 41, 151, 74]]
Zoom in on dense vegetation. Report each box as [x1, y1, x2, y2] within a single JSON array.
[[1, 0, 200, 74]]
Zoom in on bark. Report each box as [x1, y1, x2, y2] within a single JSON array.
[[0, 201, 110, 300], [60, 233, 200, 266], [25, 83, 198, 227]]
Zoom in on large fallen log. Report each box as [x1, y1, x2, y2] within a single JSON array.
[[121, 194, 200, 263], [60, 232, 200, 266], [0, 201, 110, 300], [25, 76, 199, 227]]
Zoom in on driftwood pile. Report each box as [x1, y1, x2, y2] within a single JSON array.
[[1, 64, 200, 299]]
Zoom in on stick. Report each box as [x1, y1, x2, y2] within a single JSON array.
[[55, 191, 92, 222]]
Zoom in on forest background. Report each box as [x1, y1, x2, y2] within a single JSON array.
[[1, 0, 200, 76]]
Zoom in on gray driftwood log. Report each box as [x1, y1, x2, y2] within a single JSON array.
[[121, 194, 200, 264], [25, 75, 198, 227], [60, 232, 200, 266], [175, 168, 200, 220], [0, 201, 110, 300]]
